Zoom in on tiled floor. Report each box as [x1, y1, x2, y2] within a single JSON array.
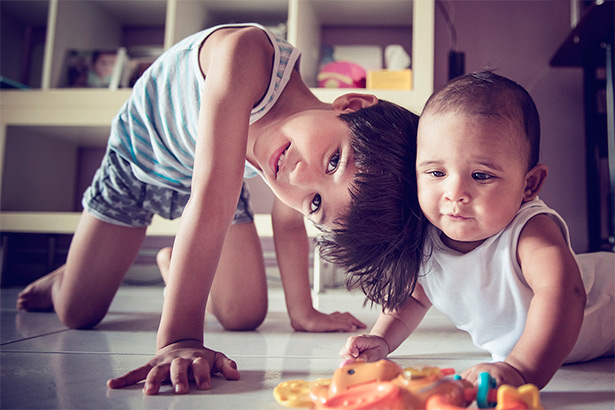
[[1, 283, 613, 409]]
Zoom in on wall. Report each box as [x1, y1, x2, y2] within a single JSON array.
[[434, 0, 588, 252]]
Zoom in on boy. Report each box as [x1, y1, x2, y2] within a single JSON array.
[[17, 24, 421, 394]]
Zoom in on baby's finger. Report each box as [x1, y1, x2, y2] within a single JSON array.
[[460, 368, 478, 385], [339, 336, 360, 359], [192, 357, 212, 390], [107, 364, 152, 389], [170, 358, 190, 394], [143, 364, 170, 395]]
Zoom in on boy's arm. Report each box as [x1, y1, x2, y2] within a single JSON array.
[[463, 214, 586, 389], [109, 27, 274, 394], [271, 197, 366, 332], [341, 284, 431, 361]]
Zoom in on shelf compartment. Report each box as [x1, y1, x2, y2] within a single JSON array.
[[166, 0, 289, 47], [46, 0, 167, 89]]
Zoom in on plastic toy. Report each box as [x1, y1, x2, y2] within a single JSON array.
[[273, 359, 543, 410], [317, 62, 366, 89]]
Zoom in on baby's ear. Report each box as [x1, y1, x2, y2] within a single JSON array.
[[523, 164, 548, 202], [332, 93, 378, 112]]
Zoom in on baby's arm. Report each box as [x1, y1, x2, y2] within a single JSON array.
[[340, 284, 431, 361], [463, 214, 586, 389], [272, 197, 366, 332]]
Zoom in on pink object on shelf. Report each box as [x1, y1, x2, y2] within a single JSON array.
[[317, 61, 366, 88]]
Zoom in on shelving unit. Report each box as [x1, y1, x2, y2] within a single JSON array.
[[0, 0, 434, 237]]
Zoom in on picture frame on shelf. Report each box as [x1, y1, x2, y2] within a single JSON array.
[[62, 47, 130, 89], [126, 46, 164, 87]]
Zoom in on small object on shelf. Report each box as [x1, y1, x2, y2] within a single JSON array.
[[366, 69, 412, 90], [62, 47, 130, 89], [126, 46, 164, 87], [367, 44, 413, 90], [317, 61, 366, 88], [0, 76, 30, 90]]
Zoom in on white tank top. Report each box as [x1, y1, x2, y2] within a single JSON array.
[[418, 197, 614, 362], [108, 23, 301, 191]]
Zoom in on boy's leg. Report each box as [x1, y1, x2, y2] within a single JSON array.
[[156, 221, 267, 331], [207, 221, 268, 331], [18, 211, 147, 329]]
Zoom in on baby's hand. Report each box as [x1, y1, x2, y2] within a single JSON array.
[[461, 361, 526, 388], [339, 334, 389, 362], [106, 340, 240, 394], [290, 308, 366, 333]]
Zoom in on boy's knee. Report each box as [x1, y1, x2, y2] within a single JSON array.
[[56, 303, 105, 329], [215, 304, 267, 331]]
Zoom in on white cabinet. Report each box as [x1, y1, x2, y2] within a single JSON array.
[[0, 0, 433, 235]]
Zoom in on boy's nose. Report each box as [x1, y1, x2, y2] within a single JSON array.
[[289, 160, 317, 188]]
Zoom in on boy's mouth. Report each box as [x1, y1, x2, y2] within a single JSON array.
[[269, 143, 290, 178]]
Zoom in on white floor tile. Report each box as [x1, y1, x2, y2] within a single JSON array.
[[1, 286, 613, 409]]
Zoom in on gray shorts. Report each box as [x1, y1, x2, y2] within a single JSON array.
[[83, 149, 254, 228]]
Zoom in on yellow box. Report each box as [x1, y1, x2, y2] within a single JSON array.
[[366, 69, 412, 90]]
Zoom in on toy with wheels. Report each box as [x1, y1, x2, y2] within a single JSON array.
[[273, 359, 543, 410]]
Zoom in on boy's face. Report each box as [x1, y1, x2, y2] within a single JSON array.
[[252, 109, 357, 229], [416, 112, 530, 253]]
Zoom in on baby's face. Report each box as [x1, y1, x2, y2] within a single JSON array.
[[416, 112, 530, 253]]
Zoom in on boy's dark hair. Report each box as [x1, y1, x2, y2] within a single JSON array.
[[422, 70, 541, 169], [317, 100, 427, 311]]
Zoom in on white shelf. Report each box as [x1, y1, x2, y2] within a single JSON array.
[[0, 212, 319, 238]]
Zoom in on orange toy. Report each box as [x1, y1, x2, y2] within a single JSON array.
[[273, 359, 543, 410]]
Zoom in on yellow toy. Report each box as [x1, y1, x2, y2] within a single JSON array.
[[273, 359, 543, 410]]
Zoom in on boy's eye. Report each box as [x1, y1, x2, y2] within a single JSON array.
[[430, 170, 445, 178], [327, 151, 340, 174], [310, 194, 321, 214], [472, 172, 492, 181]]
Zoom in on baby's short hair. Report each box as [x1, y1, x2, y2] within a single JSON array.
[[317, 100, 427, 311], [422, 71, 541, 169]]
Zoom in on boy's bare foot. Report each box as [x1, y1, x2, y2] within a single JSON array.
[[156, 247, 172, 285], [16, 270, 58, 311]]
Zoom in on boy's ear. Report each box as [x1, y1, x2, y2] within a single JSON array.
[[523, 164, 548, 202], [332, 93, 379, 112]]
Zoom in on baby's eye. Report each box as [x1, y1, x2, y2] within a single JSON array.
[[430, 170, 445, 178], [472, 172, 492, 181], [310, 194, 321, 214], [327, 151, 340, 174]]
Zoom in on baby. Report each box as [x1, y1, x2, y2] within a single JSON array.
[[335, 71, 614, 389]]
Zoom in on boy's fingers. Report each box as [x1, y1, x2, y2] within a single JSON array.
[[143, 364, 169, 395], [170, 358, 190, 394], [192, 357, 212, 390], [107, 365, 152, 389], [214, 353, 240, 381]]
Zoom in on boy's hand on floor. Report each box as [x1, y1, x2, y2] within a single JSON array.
[[461, 361, 526, 388], [339, 334, 389, 362], [106, 340, 240, 394], [290, 308, 366, 333]]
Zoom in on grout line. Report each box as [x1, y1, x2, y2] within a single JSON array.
[[0, 328, 70, 347]]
